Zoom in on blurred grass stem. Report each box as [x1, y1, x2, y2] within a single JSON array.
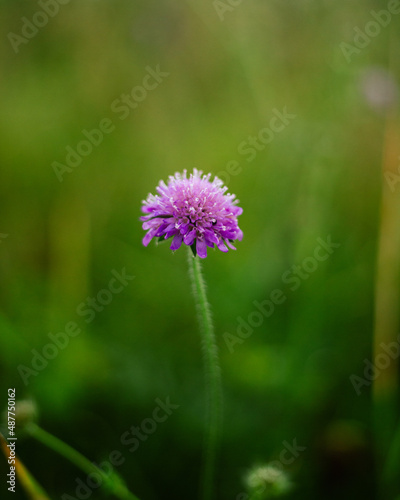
[[0, 432, 50, 500], [373, 31, 400, 499], [26, 423, 140, 500]]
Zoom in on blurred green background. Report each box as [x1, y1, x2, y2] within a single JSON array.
[[1, 0, 400, 499]]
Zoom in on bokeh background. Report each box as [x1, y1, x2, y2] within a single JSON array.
[[1, 0, 400, 499]]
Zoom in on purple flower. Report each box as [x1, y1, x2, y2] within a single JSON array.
[[140, 169, 243, 258]]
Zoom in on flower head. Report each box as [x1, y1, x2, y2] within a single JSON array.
[[245, 464, 291, 498], [141, 169, 243, 258], [2, 400, 38, 433]]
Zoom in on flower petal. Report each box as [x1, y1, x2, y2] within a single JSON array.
[[142, 219, 161, 230], [205, 238, 215, 248], [164, 224, 178, 238], [204, 229, 219, 245], [155, 223, 169, 237], [170, 233, 183, 251], [220, 229, 237, 239], [180, 223, 190, 235], [183, 228, 197, 246], [217, 239, 228, 252], [196, 238, 207, 258], [143, 228, 157, 247]]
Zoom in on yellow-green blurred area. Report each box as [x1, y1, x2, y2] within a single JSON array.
[[1, 0, 400, 499]]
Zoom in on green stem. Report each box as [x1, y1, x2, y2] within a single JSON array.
[[0, 431, 51, 500], [383, 416, 400, 484], [25, 423, 140, 500], [188, 249, 223, 500]]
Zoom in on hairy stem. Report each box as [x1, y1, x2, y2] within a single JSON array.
[[188, 249, 222, 500]]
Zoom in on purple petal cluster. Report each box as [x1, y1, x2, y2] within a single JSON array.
[[140, 169, 243, 258]]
